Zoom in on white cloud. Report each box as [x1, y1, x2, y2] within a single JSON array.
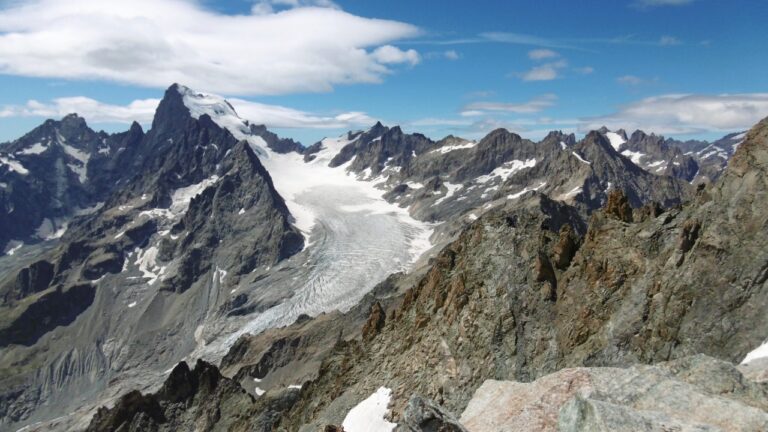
[[463, 94, 557, 115], [0, 97, 160, 124], [617, 75, 646, 85], [0, 96, 376, 130], [581, 93, 768, 134], [371, 45, 421, 66], [228, 99, 376, 129], [0, 0, 421, 95], [574, 66, 594, 74], [520, 60, 567, 81], [528, 49, 559, 60], [659, 35, 682, 46], [444, 50, 460, 60]]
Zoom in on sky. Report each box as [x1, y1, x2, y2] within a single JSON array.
[[1, 0, 767, 145]]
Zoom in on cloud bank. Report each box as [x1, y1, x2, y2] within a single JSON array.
[[581, 93, 768, 134], [0, 96, 376, 130], [0, 0, 421, 95]]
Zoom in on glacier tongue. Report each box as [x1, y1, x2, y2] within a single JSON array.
[[178, 85, 435, 358]]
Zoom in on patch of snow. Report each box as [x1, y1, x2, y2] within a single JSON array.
[[139, 208, 175, 220], [571, 152, 591, 165], [560, 141, 568, 150], [127, 301, 137, 308], [0, 182, 6, 189], [433, 140, 477, 154], [467, 213, 478, 221], [731, 132, 747, 141], [359, 167, 373, 180], [58, 133, 91, 183], [238, 208, 245, 215], [170, 175, 220, 215], [559, 186, 583, 200], [621, 149, 645, 165], [434, 182, 463, 206], [405, 181, 424, 189], [647, 160, 665, 168], [0, 155, 29, 175], [698, 145, 728, 160], [288, 384, 302, 389], [35, 218, 67, 240], [475, 159, 537, 184], [508, 182, 547, 200], [342, 387, 396, 432], [689, 169, 700, 184], [742, 340, 768, 365], [134, 246, 165, 286], [4, 240, 23, 256], [253, 377, 262, 383], [18, 142, 47, 155], [254, 387, 266, 396], [605, 132, 626, 150]]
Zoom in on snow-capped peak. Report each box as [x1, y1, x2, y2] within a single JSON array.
[[177, 85, 269, 157]]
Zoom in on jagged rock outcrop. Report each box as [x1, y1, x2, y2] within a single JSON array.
[[326, 122, 437, 175], [85, 360, 256, 432]]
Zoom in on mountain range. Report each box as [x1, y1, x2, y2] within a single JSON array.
[[0, 84, 765, 432]]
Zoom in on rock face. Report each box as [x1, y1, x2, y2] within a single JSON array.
[[0, 114, 142, 251], [460, 355, 768, 432], [0, 84, 304, 431]]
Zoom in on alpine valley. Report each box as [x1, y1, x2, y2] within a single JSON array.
[[1, 84, 767, 432]]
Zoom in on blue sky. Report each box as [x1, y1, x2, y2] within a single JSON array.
[[1, 0, 767, 145]]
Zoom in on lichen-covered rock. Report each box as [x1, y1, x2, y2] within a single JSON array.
[[460, 355, 768, 432]]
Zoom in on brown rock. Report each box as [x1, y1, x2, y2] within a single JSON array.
[[604, 190, 633, 223], [362, 302, 386, 342]]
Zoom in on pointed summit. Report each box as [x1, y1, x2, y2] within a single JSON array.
[[151, 84, 193, 132]]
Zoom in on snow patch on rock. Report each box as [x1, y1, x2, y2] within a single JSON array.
[[605, 132, 626, 151], [475, 159, 537, 184], [342, 387, 396, 432]]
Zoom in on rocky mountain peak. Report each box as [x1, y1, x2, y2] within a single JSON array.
[[728, 116, 768, 175], [150, 83, 194, 132], [582, 130, 617, 155], [542, 130, 576, 146]]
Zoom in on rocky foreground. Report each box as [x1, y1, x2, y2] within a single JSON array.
[[81, 117, 768, 431]]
